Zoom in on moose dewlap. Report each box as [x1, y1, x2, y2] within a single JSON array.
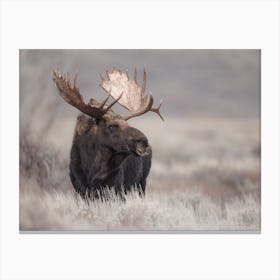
[[53, 68, 163, 200]]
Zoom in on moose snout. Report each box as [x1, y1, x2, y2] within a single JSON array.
[[135, 141, 151, 156], [126, 127, 151, 156]]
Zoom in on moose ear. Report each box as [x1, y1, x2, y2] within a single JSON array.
[[75, 114, 95, 136]]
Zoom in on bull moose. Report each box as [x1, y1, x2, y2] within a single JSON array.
[[53, 68, 163, 200]]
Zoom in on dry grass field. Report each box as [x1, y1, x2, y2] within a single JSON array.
[[20, 117, 260, 231]]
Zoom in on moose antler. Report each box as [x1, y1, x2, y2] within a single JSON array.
[[99, 68, 164, 121], [53, 69, 122, 118]]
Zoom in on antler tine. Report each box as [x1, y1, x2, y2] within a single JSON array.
[[151, 99, 164, 121], [99, 73, 105, 82], [66, 72, 70, 83], [125, 70, 129, 80], [122, 93, 154, 121], [99, 92, 111, 108], [104, 92, 123, 112], [73, 71, 78, 89], [106, 70, 110, 79], [141, 68, 146, 95]]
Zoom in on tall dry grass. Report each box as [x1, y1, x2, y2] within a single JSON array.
[[20, 183, 260, 231], [19, 118, 260, 232]]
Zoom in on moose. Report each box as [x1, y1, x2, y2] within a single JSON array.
[[53, 68, 163, 200]]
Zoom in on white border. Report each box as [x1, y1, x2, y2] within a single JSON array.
[[1, 1, 279, 279]]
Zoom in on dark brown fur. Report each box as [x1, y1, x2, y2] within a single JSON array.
[[69, 114, 152, 200]]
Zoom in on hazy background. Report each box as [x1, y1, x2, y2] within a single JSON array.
[[20, 49, 260, 120], [19, 50, 261, 231]]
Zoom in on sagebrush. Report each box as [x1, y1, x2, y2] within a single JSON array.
[[20, 118, 260, 231]]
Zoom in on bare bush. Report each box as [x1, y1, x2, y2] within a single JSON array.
[[20, 126, 70, 192], [20, 52, 72, 192]]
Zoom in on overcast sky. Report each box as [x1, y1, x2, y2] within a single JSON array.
[[20, 49, 260, 119]]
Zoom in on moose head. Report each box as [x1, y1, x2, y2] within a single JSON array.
[[53, 68, 163, 200]]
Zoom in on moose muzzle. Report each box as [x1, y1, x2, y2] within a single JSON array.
[[135, 141, 151, 156]]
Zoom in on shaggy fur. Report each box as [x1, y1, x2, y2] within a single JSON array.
[[69, 114, 152, 200]]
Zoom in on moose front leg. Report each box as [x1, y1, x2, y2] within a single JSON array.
[[70, 144, 88, 198]]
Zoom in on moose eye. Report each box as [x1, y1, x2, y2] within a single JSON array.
[[108, 124, 118, 131]]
